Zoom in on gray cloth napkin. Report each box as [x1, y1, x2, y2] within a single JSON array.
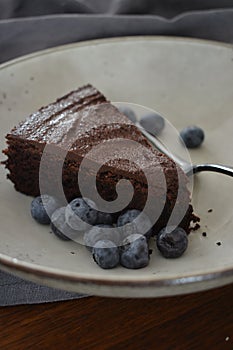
[[0, 270, 88, 306], [1, 0, 233, 306]]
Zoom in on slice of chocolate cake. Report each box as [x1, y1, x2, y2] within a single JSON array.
[[2, 84, 198, 234]]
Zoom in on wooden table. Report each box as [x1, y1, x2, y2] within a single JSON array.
[[0, 283, 233, 349]]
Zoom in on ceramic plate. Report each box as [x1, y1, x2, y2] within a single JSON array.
[[0, 36, 233, 298]]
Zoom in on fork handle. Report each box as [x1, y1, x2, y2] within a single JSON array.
[[190, 164, 233, 177]]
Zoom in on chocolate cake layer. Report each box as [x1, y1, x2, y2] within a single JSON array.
[[2, 84, 199, 233]]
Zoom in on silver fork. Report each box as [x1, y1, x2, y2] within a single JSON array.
[[136, 122, 233, 177]]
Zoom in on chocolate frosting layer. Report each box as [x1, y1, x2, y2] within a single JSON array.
[[11, 84, 107, 141], [6, 83, 190, 194]]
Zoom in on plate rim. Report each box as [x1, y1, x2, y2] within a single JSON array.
[[0, 35, 233, 71], [1, 35, 233, 293], [1, 252, 233, 288]]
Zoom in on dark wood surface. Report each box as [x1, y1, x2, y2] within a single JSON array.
[[0, 284, 233, 350]]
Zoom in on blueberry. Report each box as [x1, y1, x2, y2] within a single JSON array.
[[120, 234, 149, 269], [92, 240, 120, 269], [31, 194, 60, 225], [117, 209, 153, 240], [117, 209, 139, 227], [156, 226, 188, 258], [96, 211, 114, 225], [51, 207, 78, 241], [180, 126, 205, 148], [84, 224, 121, 251], [118, 106, 137, 123], [140, 113, 165, 136], [65, 197, 98, 231]]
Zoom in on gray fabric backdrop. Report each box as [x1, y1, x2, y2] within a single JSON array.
[[0, 0, 233, 305], [0, 0, 233, 63]]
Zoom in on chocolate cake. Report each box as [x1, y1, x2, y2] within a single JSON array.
[[2, 84, 198, 234]]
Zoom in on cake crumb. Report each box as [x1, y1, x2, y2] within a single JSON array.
[[202, 232, 207, 237], [70, 252, 75, 255], [208, 209, 213, 213], [216, 241, 222, 246], [192, 223, 200, 231]]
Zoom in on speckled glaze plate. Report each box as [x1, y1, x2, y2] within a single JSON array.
[[0, 36, 233, 297]]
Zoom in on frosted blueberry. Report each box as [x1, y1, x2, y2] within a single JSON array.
[[156, 226, 188, 258], [120, 233, 149, 269], [118, 106, 137, 123], [96, 211, 114, 225], [92, 240, 120, 269], [51, 207, 79, 241], [31, 194, 60, 225], [180, 126, 205, 148], [65, 197, 98, 231], [140, 113, 165, 136], [117, 209, 153, 240]]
